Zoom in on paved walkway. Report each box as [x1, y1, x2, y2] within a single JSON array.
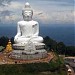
[[0, 52, 54, 64]]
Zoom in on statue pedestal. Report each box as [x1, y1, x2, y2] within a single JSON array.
[[13, 42, 45, 50], [10, 42, 47, 60], [10, 50, 47, 60]]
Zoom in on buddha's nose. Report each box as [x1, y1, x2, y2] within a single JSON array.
[[27, 13, 31, 16]]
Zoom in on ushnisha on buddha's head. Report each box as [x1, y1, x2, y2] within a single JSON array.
[[22, 2, 33, 21]]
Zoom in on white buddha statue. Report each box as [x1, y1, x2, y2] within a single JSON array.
[[14, 2, 43, 44]]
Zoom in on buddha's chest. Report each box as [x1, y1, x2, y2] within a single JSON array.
[[19, 23, 37, 36], [19, 24, 36, 31], [19, 22, 37, 29]]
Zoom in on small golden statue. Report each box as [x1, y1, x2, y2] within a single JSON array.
[[5, 40, 13, 53]]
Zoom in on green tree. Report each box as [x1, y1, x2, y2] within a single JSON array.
[[11, 37, 14, 44], [0, 46, 5, 52], [57, 42, 66, 54], [0, 36, 9, 47], [43, 36, 57, 51], [66, 46, 75, 56]]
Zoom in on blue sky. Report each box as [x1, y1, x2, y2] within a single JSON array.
[[0, 0, 74, 26]]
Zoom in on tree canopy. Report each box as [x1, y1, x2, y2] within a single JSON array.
[[0, 36, 75, 56]]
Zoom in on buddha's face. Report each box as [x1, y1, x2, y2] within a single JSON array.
[[24, 11, 32, 17], [23, 10, 33, 21]]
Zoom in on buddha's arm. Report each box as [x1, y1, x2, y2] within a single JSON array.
[[15, 23, 21, 37], [33, 23, 39, 37]]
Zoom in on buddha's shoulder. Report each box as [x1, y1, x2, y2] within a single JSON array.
[[17, 20, 38, 24], [17, 21, 26, 24], [30, 20, 38, 24]]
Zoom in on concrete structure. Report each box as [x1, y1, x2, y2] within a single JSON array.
[[10, 2, 47, 60], [64, 57, 75, 67]]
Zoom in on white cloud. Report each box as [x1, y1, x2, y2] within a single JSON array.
[[0, 0, 74, 25], [8, 1, 23, 10], [0, 1, 23, 24], [33, 10, 74, 24], [1, 1, 23, 12], [0, 8, 74, 25], [0, 1, 23, 14], [0, 14, 22, 24], [73, 11, 75, 24]]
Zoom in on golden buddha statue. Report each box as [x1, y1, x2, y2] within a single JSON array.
[[5, 40, 13, 53]]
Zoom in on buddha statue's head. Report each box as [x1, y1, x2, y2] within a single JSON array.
[[22, 2, 33, 21]]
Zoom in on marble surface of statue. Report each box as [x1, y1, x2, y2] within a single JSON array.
[[14, 2, 43, 44], [11, 2, 47, 60]]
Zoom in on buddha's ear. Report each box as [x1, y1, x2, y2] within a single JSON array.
[[22, 11, 23, 16], [32, 10, 33, 16]]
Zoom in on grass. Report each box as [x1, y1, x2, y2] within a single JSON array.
[[0, 52, 67, 75], [0, 62, 67, 75]]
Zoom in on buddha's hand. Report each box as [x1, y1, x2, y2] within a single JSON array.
[[27, 36, 31, 38], [20, 36, 26, 38], [15, 35, 19, 39], [31, 35, 38, 38], [14, 36, 18, 41]]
